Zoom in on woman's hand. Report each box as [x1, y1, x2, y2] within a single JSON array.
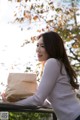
[[1, 92, 16, 105], [1, 92, 9, 103]]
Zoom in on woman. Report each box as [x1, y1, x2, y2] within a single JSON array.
[[2, 31, 80, 120]]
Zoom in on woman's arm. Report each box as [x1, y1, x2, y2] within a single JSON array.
[[14, 58, 60, 106]]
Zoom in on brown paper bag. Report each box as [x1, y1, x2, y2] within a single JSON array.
[[5, 73, 37, 102]]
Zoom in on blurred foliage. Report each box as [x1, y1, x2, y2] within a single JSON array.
[[9, 112, 51, 120], [9, 0, 80, 93], [11, 0, 80, 78], [1, 0, 80, 119]]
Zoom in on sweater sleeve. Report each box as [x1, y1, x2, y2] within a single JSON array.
[[15, 58, 60, 106]]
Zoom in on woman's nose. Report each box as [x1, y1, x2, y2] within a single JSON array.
[[36, 46, 41, 53]]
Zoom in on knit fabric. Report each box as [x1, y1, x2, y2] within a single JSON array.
[[15, 58, 80, 120]]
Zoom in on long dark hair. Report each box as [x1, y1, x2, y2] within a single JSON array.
[[39, 31, 79, 89]]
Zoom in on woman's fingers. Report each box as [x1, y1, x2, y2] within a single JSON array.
[[1, 92, 7, 102]]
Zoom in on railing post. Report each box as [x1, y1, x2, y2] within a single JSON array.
[[53, 112, 57, 120]]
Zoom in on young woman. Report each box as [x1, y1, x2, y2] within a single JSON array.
[[2, 31, 80, 120]]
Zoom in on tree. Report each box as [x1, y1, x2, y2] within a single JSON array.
[[13, 0, 79, 79]]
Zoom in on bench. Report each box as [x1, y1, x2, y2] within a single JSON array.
[[0, 103, 57, 120]]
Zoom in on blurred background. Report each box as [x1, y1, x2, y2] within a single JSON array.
[[0, 0, 80, 96]]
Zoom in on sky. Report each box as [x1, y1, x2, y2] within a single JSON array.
[[0, 0, 80, 94], [0, 0, 42, 94], [0, 5, 31, 93]]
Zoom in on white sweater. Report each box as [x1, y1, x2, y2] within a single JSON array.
[[15, 58, 80, 120]]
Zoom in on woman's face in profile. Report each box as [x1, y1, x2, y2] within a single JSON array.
[[36, 36, 49, 62]]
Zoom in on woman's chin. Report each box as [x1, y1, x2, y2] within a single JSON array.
[[38, 59, 44, 62]]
